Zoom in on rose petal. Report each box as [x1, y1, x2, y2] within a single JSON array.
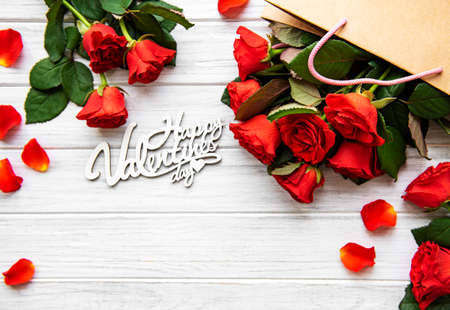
[[0, 159, 23, 193], [21, 138, 50, 172], [340, 242, 376, 272], [218, 0, 249, 17], [361, 199, 397, 231], [3, 259, 35, 286], [0, 29, 23, 67], [0, 105, 22, 139]]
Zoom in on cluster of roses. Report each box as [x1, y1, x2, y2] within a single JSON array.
[[222, 25, 449, 209]]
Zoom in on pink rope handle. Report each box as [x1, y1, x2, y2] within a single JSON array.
[[307, 18, 443, 86]]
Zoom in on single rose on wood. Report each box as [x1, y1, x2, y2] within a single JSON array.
[[229, 115, 280, 164], [233, 26, 269, 81], [83, 24, 128, 74], [328, 140, 384, 180], [402, 162, 450, 210], [226, 79, 260, 115], [278, 114, 336, 165], [76, 86, 128, 129], [127, 40, 176, 85], [410, 241, 450, 310], [324, 93, 385, 146], [273, 163, 324, 203]]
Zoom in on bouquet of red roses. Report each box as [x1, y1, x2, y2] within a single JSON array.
[[24, 0, 193, 128], [222, 23, 450, 204]]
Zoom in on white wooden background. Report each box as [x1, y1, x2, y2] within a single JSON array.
[[0, 1, 449, 309]]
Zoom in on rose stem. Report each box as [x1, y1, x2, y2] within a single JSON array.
[[100, 73, 109, 87], [369, 65, 393, 93], [119, 18, 134, 42], [61, 0, 91, 28]]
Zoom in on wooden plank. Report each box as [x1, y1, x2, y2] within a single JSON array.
[[0, 214, 432, 279], [0, 21, 269, 86], [0, 280, 408, 310], [0, 147, 448, 213]]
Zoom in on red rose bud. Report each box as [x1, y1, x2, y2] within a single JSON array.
[[410, 241, 450, 310], [360, 199, 397, 231], [340, 242, 376, 272], [0, 105, 22, 139], [3, 258, 35, 286], [273, 164, 324, 203], [218, 0, 249, 18], [229, 115, 280, 164], [82, 24, 128, 73], [127, 40, 176, 85], [233, 26, 269, 81], [226, 79, 260, 115], [278, 114, 336, 165], [324, 93, 385, 146], [21, 138, 50, 172], [76, 87, 128, 128], [328, 140, 384, 180], [0, 29, 23, 67], [403, 162, 450, 210], [0, 159, 23, 193]]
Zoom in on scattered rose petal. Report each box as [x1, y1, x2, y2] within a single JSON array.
[[218, 0, 249, 18], [0, 29, 23, 67], [21, 138, 50, 172], [0, 105, 22, 140], [0, 159, 23, 193], [3, 259, 35, 286], [340, 242, 376, 272], [361, 199, 397, 231]]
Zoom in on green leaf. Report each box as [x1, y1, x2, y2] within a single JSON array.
[[399, 283, 450, 310], [289, 40, 356, 84], [408, 83, 450, 119], [29, 57, 68, 90], [44, 0, 57, 7], [371, 97, 396, 109], [129, 12, 163, 42], [143, 0, 183, 32], [64, 26, 81, 51], [408, 113, 429, 159], [138, 2, 194, 29], [72, 0, 105, 20], [380, 101, 410, 141], [375, 70, 406, 98], [269, 22, 318, 48], [236, 79, 290, 121], [376, 126, 406, 180], [45, 0, 66, 63], [100, 0, 132, 15], [436, 118, 450, 135], [220, 77, 241, 107], [411, 218, 450, 247], [267, 144, 296, 174], [270, 162, 302, 176], [61, 61, 93, 106], [25, 87, 69, 124], [289, 78, 322, 106], [253, 64, 289, 77], [267, 103, 319, 122]]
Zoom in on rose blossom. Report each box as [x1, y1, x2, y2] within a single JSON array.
[[226, 79, 260, 115]]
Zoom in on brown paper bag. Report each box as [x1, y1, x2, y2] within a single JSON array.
[[262, 0, 449, 94]]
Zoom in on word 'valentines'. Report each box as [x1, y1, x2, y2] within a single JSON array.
[[85, 113, 224, 187]]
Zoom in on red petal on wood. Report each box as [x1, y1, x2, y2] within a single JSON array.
[[218, 0, 249, 17], [0, 29, 23, 67], [21, 138, 50, 172], [361, 199, 397, 231], [0, 159, 23, 193], [0, 105, 22, 139], [3, 259, 35, 286], [340, 243, 376, 272]]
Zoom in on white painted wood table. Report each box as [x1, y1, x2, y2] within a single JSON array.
[[0, 1, 449, 309]]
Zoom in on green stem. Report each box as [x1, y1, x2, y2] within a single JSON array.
[[369, 65, 392, 93], [62, 0, 91, 28], [335, 67, 370, 94], [119, 18, 134, 42], [100, 73, 108, 87]]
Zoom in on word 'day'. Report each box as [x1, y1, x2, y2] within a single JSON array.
[[85, 113, 225, 187]]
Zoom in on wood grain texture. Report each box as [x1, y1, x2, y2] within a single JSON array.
[[0, 0, 448, 309]]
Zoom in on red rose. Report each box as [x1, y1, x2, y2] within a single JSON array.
[[127, 40, 176, 85], [402, 162, 450, 209], [324, 93, 385, 146], [82, 24, 128, 74], [410, 241, 450, 310], [76, 86, 128, 128], [278, 114, 336, 165], [226, 79, 260, 115], [273, 164, 324, 203], [229, 115, 280, 164], [233, 26, 269, 81], [328, 140, 384, 180]]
